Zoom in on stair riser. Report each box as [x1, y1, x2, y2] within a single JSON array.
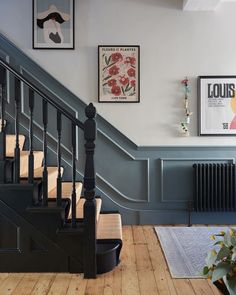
[[6, 135, 25, 155], [19, 153, 44, 177]]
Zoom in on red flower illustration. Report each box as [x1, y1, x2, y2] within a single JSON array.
[[127, 68, 135, 77], [108, 79, 117, 87], [111, 52, 123, 62], [125, 57, 136, 65], [111, 85, 121, 96], [119, 75, 129, 86], [109, 65, 120, 76], [131, 80, 136, 87]]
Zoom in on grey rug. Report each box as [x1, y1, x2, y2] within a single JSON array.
[[155, 226, 230, 279]]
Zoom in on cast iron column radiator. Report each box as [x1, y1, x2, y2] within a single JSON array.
[[189, 163, 236, 226]]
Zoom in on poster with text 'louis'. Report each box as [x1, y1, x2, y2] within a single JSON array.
[[199, 76, 236, 135]]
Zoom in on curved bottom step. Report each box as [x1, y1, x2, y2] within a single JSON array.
[[96, 240, 122, 274]]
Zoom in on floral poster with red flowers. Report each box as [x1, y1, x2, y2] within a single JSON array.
[[98, 46, 140, 103]]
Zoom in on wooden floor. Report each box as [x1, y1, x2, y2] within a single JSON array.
[[0, 226, 222, 295]]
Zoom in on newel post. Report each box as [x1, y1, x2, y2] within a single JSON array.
[[83, 103, 97, 279]]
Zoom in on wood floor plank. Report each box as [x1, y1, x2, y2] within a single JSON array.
[[122, 226, 133, 245], [149, 242, 177, 295], [31, 273, 56, 295], [66, 274, 87, 295], [47, 273, 72, 295], [85, 274, 105, 295], [138, 270, 159, 295], [190, 279, 215, 295], [0, 273, 9, 286], [143, 226, 158, 245], [135, 244, 153, 271], [103, 270, 113, 295], [122, 269, 140, 295], [120, 243, 136, 270], [12, 273, 39, 295], [173, 279, 196, 295], [112, 267, 122, 295], [132, 226, 146, 244], [103, 267, 122, 295], [0, 273, 24, 295]]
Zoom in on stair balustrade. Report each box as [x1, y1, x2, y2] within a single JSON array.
[[0, 57, 96, 246], [0, 55, 122, 279]]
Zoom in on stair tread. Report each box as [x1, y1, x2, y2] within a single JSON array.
[[21, 166, 63, 178], [6, 151, 44, 177], [97, 213, 122, 240], [69, 198, 102, 221], [6, 150, 43, 158]]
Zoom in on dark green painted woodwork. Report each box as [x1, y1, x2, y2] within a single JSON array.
[[0, 33, 236, 225]]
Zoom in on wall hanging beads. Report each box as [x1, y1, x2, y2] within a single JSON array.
[[180, 77, 193, 136]]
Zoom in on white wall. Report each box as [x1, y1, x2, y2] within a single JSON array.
[[1, 0, 236, 146]]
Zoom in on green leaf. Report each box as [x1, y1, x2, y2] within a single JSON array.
[[203, 266, 209, 275], [125, 84, 129, 92], [102, 61, 117, 72], [217, 246, 231, 261], [205, 250, 217, 267], [231, 237, 236, 247], [212, 262, 232, 282], [103, 75, 112, 81], [232, 252, 236, 261], [214, 241, 223, 246], [105, 56, 108, 65], [121, 86, 125, 95], [107, 55, 111, 65], [224, 232, 232, 247]]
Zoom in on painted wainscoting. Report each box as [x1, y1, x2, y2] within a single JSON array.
[[1, 32, 236, 225]]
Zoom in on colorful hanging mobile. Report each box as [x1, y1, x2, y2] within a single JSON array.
[[180, 77, 193, 136]]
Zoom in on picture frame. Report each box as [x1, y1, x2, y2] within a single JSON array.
[[33, 0, 74, 49], [98, 45, 140, 103], [198, 75, 236, 136]]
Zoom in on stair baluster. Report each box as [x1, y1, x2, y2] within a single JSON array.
[[28, 88, 34, 183], [71, 122, 77, 227], [42, 100, 48, 206], [83, 103, 97, 279], [14, 77, 21, 183], [0, 67, 6, 183], [56, 110, 62, 206]]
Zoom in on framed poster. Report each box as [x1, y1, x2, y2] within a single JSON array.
[[198, 76, 236, 135], [33, 0, 74, 49], [98, 45, 140, 103]]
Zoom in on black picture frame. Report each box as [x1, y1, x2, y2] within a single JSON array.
[[198, 75, 236, 136], [32, 0, 75, 50], [98, 45, 140, 103]]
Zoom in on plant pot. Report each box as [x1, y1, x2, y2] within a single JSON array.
[[214, 279, 229, 295]]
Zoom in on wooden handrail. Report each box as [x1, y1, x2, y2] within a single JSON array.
[[0, 57, 84, 130]]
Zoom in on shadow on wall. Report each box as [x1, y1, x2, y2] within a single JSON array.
[[125, 0, 183, 10]]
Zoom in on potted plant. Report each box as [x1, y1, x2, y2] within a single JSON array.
[[203, 228, 236, 295]]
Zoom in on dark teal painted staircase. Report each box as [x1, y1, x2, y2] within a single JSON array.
[[0, 57, 122, 278]]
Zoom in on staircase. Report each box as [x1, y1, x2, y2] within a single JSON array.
[[0, 58, 122, 278]]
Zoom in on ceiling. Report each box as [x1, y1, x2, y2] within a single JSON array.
[[183, 0, 236, 11]]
